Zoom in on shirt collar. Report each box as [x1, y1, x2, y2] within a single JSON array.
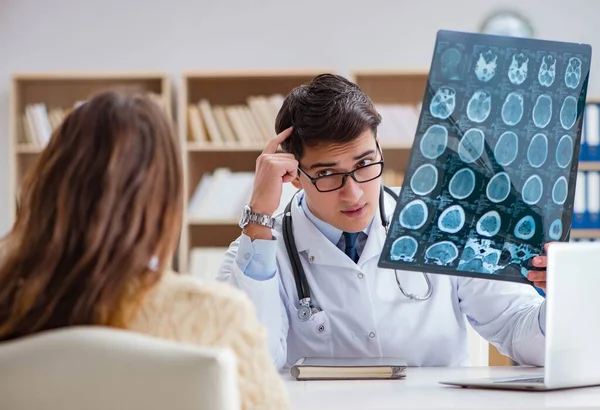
[[298, 191, 373, 246]]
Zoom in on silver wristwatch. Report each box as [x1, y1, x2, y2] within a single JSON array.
[[238, 204, 275, 229]]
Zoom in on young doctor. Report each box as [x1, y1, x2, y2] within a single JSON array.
[[217, 73, 548, 370]]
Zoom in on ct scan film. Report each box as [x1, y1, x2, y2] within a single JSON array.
[[378, 30, 592, 284]]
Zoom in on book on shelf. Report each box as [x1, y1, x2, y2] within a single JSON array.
[[187, 167, 405, 223], [573, 170, 600, 230], [581, 103, 600, 161], [18, 92, 164, 148], [187, 94, 285, 146], [187, 167, 299, 222]]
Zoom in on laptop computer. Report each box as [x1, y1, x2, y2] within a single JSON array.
[[439, 241, 600, 391]]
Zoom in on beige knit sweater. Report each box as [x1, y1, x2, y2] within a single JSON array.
[[124, 271, 291, 410]]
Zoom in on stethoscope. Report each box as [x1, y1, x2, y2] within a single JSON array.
[[282, 185, 434, 322]]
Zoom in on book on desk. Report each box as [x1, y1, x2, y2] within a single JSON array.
[[290, 357, 407, 381]]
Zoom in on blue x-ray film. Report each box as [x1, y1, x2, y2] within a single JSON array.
[[379, 30, 592, 284]]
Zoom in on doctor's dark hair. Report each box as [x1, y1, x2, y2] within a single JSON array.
[[0, 89, 183, 341], [275, 73, 382, 159]]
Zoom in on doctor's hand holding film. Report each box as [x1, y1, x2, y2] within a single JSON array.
[[527, 242, 551, 293], [244, 126, 296, 240]]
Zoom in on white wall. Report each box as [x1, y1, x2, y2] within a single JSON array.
[[1, 0, 598, 234]]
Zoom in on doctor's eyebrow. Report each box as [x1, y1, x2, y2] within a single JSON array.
[[308, 149, 377, 170]]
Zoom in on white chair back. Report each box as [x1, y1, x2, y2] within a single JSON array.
[[0, 326, 240, 410]]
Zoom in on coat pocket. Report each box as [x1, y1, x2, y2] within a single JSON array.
[[288, 308, 334, 359]]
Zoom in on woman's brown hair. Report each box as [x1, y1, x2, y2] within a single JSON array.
[[0, 89, 183, 341]]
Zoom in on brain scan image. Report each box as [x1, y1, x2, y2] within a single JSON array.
[[440, 48, 462, 80], [410, 164, 439, 196], [548, 219, 562, 241], [425, 241, 459, 265], [476, 210, 501, 237], [458, 128, 485, 163], [514, 215, 536, 240], [532, 94, 553, 128], [548, 219, 563, 241], [457, 238, 502, 274], [467, 90, 492, 123], [522, 175, 544, 205], [556, 135, 573, 169], [389, 236, 418, 262], [437, 204, 466, 234], [399, 199, 428, 230], [527, 133, 548, 168], [552, 176, 568, 205], [503, 242, 537, 271], [474, 49, 498, 82], [560, 96, 578, 130], [508, 52, 529, 85], [380, 30, 590, 285], [486, 172, 511, 203], [430, 87, 456, 119], [420, 124, 448, 159], [494, 131, 519, 166], [501, 92, 524, 126], [538, 54, 556, 87], [565, 57, 582, 89], [448, 168, 476, 200]]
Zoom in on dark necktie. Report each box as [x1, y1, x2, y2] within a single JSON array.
[[343, 231, 360, 263]]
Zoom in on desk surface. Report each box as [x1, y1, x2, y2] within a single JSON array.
[[283, 366, 600, 410]]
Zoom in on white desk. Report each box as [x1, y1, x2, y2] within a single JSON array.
[[283, 367, 600, 410]]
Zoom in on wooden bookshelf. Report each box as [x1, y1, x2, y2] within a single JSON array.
[[178, 69, 335, 273], [9, 71, 173, 229], [350, 69, 429, 184]]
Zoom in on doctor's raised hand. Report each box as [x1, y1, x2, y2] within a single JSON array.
[[243, 126, 296, 240]]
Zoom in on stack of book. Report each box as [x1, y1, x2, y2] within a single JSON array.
[[19, 103, 73, 147], [19, 92, 165, 148], [187, 95, 285, 145]]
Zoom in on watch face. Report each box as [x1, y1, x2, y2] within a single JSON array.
[[239, 204, 251, 228], [480, 10, 534, 38]]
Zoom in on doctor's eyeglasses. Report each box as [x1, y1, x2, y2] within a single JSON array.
[[298, 160, 385, 193]]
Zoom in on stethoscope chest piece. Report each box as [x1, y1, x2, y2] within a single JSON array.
[[298, 304, 312, 321], [298, 298, 319, 321]]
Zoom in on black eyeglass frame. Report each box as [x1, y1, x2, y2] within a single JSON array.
[[297, 141, 385, 193]]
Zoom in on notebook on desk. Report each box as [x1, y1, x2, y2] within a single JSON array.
[[290, 357, 407, 381]]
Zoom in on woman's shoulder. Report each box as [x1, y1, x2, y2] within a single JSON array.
[[151, 271, 255, 316]]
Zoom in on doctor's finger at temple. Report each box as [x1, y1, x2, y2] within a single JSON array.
[[262, 126, 293, 155]]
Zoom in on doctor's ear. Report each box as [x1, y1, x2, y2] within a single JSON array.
[[291, 173, 302, 189]]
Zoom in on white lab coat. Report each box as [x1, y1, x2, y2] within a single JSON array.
[[217, 189, 546, 370]]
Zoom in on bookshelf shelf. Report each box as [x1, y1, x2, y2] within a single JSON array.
[[570, 229, 600, 239], [188, 218, 239, 226], [9, 71, 173, 229], [187, 142, 266, 153], [179, 69, 335, 273], [186, 141, 414, 153], [578, 161, 600, 171]]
